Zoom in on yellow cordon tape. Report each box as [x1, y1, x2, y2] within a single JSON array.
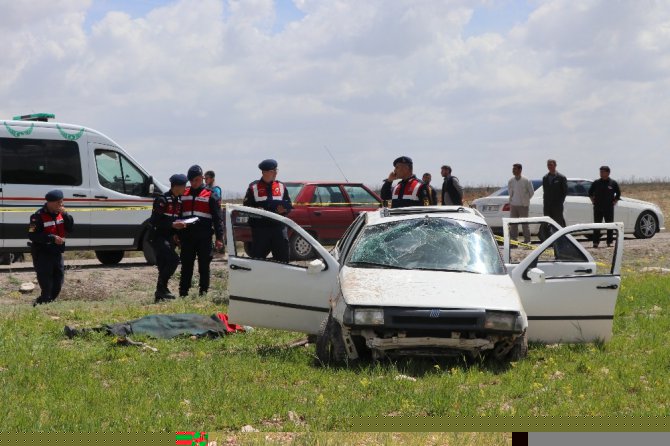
[[0, 206, 153, 212], [494, 235, 612, 269]]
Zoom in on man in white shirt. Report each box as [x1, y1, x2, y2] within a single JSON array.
[[508, 163, 535, 244]]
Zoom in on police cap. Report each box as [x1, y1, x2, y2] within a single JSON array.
[[187, 165, 203, 180], [45, 189, 64, 202], [258, 159, 278, 171], [393, 156, 413, 167], [169, 174, 188, 185]]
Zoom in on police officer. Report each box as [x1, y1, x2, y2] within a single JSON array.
[[28, 190, 74, 306], [179, 165, 224, 297], [588, 165, 621, 248], [381, 156, 430, 208], [150, 174, 188, 302], [243, 159, 293, 262]]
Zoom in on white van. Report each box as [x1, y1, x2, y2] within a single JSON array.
[[1, 113, 165, 265]]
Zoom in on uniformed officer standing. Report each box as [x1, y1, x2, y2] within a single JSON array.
[[28, 190, 74, 306], [179, 165, 224, 297], [149, 174, 187, 302], [381, 156, 430, 208], [243, 159, 293, 262]]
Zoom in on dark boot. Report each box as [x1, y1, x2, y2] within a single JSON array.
[[154, 282, 176, 303], [32, 296, 50, 307]]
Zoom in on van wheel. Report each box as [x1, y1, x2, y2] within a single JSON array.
[[0, 253, 13, 265], [290, 233, 316, 261], [95, 250, 124, 265], [142, 231, 157, 265]]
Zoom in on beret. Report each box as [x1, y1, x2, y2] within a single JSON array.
[[258, 159, 278, 171], [169, 174, 188, 185], [393, 156, 413, 167], [187, 165, 203, 180], [45, 189, 64, 202]]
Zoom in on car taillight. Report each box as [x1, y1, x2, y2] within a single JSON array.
[[502, 203, 510, 212]]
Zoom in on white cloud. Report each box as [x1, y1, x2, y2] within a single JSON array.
[[2, 0, 670, 195]]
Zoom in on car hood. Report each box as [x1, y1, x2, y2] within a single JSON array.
[[620, 197, 659, 209], [340, 266, 523, 313]]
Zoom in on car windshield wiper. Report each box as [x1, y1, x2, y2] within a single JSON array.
[[347, 261, 409, 270], [412, 267, 481, 274]]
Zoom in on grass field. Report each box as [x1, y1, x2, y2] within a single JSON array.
[[1, 271, 669, 434]]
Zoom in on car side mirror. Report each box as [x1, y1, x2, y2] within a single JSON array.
[[527, 267, 546, 284], [307, 259, 326, 274]]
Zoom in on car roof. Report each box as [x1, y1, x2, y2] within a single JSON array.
[[364, 206, 488, 226]]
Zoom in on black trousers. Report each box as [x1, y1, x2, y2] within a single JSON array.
[[593, 207, 615, 245], [152, 236, 179, 287], [250, 226, 289, 262], [179, 236, 213, 295], [543, 203, 566, 227], [32, 250, 64, 302]]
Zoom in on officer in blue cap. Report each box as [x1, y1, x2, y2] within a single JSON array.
[[149, 174, 188, 302], [381, 156, 430, 208], [243, 159, 293, 262], [179, 165, 224, 297], [28, 189, 74, 306]]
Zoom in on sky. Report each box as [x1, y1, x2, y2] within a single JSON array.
[[1, 0, 669, 197]]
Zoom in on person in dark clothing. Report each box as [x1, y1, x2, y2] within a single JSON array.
[[380, 156, 430, 208], [243, 159, 293, 262], [440, 165, 463, 206], [542, 159, 568, 227], [588, 165, 621, 247], [28, 189, 74, 306], [422, 173, 438, 205], [179, 165, 225, 297], [149, 174, 187, 302]]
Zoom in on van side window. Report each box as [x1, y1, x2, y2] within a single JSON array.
[[0, 137, 82, 185], [95, 149, 149, 196]]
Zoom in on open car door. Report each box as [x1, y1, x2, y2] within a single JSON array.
[[506, 220, 624, 343], [225, 204, 340, 334]]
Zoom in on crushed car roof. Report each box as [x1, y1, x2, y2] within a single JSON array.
[[365, 206, 487, 226]]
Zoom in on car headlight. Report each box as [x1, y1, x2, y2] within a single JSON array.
[[346, 308, 384, 325], [484, 311, 517, 331]]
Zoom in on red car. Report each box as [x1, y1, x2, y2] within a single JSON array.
[[233, 181, 381, 260]]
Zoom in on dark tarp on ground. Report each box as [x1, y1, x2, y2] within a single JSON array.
[[101, 313, 243, 339]]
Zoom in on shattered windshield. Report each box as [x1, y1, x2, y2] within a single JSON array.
[[346, 217, 505, 274]]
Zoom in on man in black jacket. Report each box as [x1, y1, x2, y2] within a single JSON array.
[[588, 166, 621, 248], [440, 165, 463, 206], [422, 173, 438, 205], [542, 159, 568, 227]]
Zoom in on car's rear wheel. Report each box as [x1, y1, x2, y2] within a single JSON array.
[[315, 315, 347, 366], [95, 250, 125, 265], [290, 233, 316, 261], [634, 211, 658, 239]]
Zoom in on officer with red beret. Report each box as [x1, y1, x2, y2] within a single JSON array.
[[28, 189, 74, 306]]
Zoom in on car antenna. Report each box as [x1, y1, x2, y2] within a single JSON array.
[[324, 145, 350, 182]]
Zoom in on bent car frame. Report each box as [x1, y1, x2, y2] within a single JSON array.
[[224, 205, 623, 365]]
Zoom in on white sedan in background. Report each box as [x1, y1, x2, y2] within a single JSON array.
[[471, 178, 665, 238]]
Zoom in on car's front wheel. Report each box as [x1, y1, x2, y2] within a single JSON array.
[[634, 211, 658, 239], [506, 332, 528, 362], [315, 315, 347, 366], [290, 233, 316, 261]]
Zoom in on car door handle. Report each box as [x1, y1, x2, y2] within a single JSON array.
[[95, 195, 108, 199], [73, 193, 87, 197], [230, 264, 251, 271], [596, 284, 618, 290], [313, 211, 322, 216], [574, 268, 592, 273]]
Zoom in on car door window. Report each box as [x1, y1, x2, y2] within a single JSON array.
[[567, 180, 591, 197], [311, 185, 348, 206], [342, 185, 380, 207], [95, 149, 149, 196]]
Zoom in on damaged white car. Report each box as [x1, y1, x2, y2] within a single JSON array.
[[225, 206, 623, 365]]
